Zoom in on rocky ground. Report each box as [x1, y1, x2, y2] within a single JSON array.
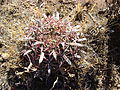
[[0, 0, 120, 90]]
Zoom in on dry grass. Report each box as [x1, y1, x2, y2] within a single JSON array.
[[0, 0, 120, 90], [0, 1, 40, 89]]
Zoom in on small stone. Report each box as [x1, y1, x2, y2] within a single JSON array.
[[0, 57, 4, 62], [117, 84, 120, 88], [1, 53, 10, 60], [68, 72, 75, 77]]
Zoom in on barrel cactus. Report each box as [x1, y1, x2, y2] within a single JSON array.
[[21, 12, 87, 71]]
